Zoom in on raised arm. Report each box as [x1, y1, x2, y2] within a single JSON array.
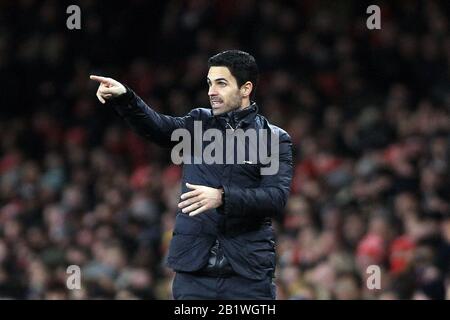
[[90, 75, 198, 147]]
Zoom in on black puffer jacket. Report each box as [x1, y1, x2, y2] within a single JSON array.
[[110, 87, 293, 280]]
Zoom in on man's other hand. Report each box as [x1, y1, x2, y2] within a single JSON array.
[[90, 75, 127, 104], [178, 183, 224, 216]]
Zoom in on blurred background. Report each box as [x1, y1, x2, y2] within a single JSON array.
[[0, 0, 449, 299]]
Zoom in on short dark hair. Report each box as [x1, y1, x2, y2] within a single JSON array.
[[208, 50, 259, 99]]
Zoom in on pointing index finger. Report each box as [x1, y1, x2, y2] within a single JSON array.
[[89, 75, 111, 84]]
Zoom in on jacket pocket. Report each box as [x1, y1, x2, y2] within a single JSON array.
[[244, 227, 276, 270], [167, 214, 213, 272], [246, 240, 276, 269], [172, 212, 202, 235]]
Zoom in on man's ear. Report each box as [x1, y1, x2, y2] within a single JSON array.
[[240, 81, 253, 98]]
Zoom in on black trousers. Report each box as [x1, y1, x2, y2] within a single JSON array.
[[172, 272, 276, 300]]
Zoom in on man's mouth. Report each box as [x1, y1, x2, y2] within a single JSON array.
[[210, 99, 224, 108]]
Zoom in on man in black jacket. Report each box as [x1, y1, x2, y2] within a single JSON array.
[[90, 50, 293, 299]]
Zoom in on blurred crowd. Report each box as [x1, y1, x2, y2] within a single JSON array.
[[0, 0, 449, 299]]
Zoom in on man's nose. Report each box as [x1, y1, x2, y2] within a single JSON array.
[[208, 86, 218, 96]]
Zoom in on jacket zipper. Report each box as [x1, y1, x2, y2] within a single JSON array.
[[225, 121, 243, 131], [216, 240, 223, 268], [226, 122, 234, 131]]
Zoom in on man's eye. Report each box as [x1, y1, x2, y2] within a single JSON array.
[[218, 82, 226, 87]]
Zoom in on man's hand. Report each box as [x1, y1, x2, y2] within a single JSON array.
[[178, 183, 224, 216], [90, 75, 127, 104]]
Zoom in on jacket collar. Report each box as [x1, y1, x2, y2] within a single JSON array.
[[214, 102, 259, 129]]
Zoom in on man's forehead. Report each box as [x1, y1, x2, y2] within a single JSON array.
[[207, 66, 234, 81]]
